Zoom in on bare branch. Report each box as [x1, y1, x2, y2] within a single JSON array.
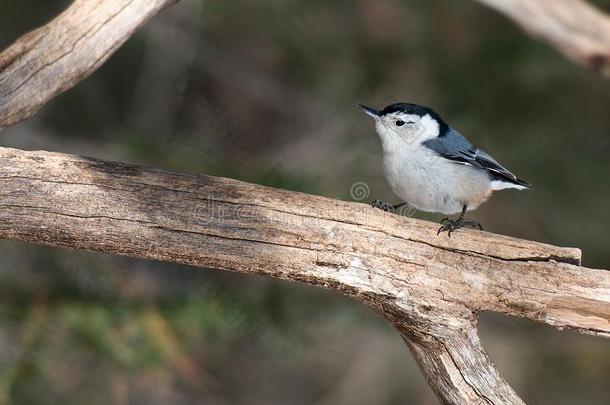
[[401, 326, 524, 404], [1, 146, 608, 403], [477, 0, 610, 75], [1, 1, 609, 402], [0, 0, 179, 131]]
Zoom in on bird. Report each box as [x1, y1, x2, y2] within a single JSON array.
[[359, 102, 530, 236]]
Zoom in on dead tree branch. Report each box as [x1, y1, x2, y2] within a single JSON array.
[[1, 1, 609, 403], [0, 0, 178, 131], [1, 147, 609, 403], [477, 0, 610, 75]]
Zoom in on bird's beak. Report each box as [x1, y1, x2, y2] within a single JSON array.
[[359, 104, 380, 118]]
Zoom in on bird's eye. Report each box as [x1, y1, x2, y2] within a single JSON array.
[[395, 120, 405, 127]]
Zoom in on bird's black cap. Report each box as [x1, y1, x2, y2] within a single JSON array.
[[375, 102, 449, 136], [380, 103, 440, 119]]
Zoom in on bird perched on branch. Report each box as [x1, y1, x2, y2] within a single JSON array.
[[360, 103, 529, 236]]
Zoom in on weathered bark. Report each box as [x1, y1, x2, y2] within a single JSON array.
[[1, 146, 609, 403], [476, 0, 610, 75], [0, 0, 178, 130], [1, 0, 610, 403]]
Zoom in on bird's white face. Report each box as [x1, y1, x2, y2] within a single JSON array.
[[373, 112, 441, 148]]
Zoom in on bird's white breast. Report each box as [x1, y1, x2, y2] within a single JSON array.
[[382, 141, 492, 215]]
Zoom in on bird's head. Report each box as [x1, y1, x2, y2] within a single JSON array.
[[359, 102, 449, 147]]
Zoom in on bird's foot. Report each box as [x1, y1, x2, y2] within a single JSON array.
[[437, 217, 483, 237], [371, 199, 394, 212]]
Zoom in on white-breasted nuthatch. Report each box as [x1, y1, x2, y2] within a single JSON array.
[[360, 102, 530, 236]]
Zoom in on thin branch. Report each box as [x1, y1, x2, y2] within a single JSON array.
[[0, 0, 179, 131], [1, 146, 609, 403], [477, 0, 610, 75]]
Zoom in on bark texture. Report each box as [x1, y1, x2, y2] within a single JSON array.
[[1, 147, 609, 404], [0, 0, 178, 130], [2, 0, 610, 403], [477, 0, 610, 75]]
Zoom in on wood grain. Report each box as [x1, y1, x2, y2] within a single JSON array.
[[0, 0, 178, 130], [1, 0, 609, 402], [1, 146, 608, 403]]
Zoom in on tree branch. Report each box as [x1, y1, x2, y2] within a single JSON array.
[[477, 0, 610, 75], [1, 146, 609, 403], [1, 1, 609, 402], [0, 0, 179, 131]]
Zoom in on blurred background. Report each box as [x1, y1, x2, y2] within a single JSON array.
[[1, 0, 610, 403]]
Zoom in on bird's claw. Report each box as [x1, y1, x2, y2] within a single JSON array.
[[437, 218, 483, 237], [437, 220, 460, 237], [371, 199, 394, 212]]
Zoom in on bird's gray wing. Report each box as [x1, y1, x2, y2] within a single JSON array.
[[422, 127, 529, 187]]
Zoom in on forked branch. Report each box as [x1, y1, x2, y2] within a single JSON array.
[[0, 147, 609, 403], [1, 0, 610, 403]]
